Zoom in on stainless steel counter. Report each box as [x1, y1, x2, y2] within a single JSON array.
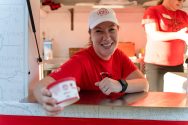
[[0, 91, 188, 121], [77, 91, 188, 107]]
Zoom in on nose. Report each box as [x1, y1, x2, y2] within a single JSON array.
[[103, 31, 111, 41]]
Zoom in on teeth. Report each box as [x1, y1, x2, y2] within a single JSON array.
[[102, 43, 112, 47], [103, 43, 112, 47]]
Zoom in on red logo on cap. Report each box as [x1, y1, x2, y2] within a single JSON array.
[[97, 8, 109, 16]]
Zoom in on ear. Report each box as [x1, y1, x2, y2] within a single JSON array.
[[117, 25, 120, 30], [88, 29, 91, 34], [88, 36, 93, 46]]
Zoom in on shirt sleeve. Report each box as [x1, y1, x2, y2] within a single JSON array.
[[117, 50, 137, 79], [123, 57, 137, 79], [184, 11, 188, 23], [142, 7, 158, 25], [49, 56, 82, 87]]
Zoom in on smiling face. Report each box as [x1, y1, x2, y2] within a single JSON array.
[[164, 0, 186, 11], [90, 22, 119, 60]]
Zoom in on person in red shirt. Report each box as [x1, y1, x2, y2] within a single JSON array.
[[142, 0, 188, 91], [32, 8, 148, 115]]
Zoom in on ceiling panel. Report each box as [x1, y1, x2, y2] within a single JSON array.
[[42, 0, 188, 8], [53, 0, 152, 6]]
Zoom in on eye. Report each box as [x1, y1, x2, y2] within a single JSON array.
[[96, 30, 101, 32], [109, 28, 116, 32], [178, 0, 185, 2], [95, 29, 103, 33]]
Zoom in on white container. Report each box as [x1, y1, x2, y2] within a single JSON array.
[[43, 39, 53, 60], [47, 77, 80, 107]]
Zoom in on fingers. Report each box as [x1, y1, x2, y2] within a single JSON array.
[[43, 103, 62, 116], [95, 79, 106, 89], [100, 86, 112, 95], [95, 82, 99, 86], [40, 88, 62, 116], [101, 87, 112, 95], [41, 88, 52, 98], [41, 88, 56, 105], [77, 86, 81, 92], [95, 78, 112, 95], [46, 110, 62, 116], [95, 78, 122, 95], [97, 82, 107, 91]]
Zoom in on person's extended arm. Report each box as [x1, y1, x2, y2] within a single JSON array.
[[32, 76, 62, 116], [125, 69, 149, 93], [145, 22, 188, 44], [95, 69, 149, 95], [33, 76, 55, 103]]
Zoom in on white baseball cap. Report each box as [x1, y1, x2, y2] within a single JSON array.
[[88, 8, 119, 29]]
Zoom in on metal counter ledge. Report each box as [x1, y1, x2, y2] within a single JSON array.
[[0, 91, 188, 125]]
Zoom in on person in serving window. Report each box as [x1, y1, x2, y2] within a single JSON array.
[[31, 8, 148, 115], [142, 0, 188, 91]]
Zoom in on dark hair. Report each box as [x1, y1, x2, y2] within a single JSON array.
[[157, 0, 163, 5], [88, 29, 92, 45]]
